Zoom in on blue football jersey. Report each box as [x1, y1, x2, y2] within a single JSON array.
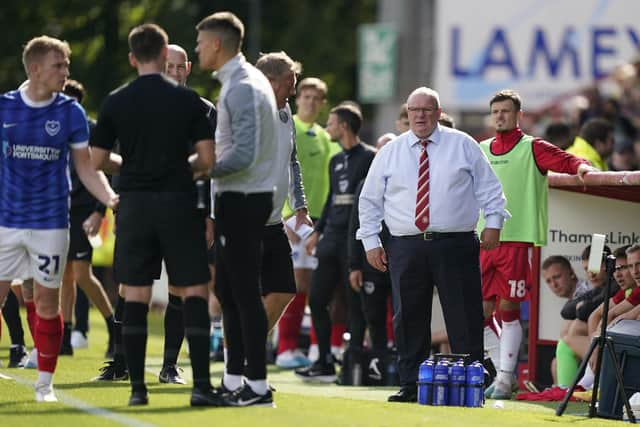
[[0, 88, 89, 229]]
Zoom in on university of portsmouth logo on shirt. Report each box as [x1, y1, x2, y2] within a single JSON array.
[[2, 140, 11, 158], [45, 120, 61, 136]]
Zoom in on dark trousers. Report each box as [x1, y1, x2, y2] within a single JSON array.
[[74, 288, 89, 334], [387, 233, 484, 387], [309, 234, 367, 364], [360, 270, 392, 352], [214, 192, 272, 380]]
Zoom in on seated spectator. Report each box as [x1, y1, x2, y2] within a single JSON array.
[[438, 112, 456, 129], [376, 133, 396, 149], [608, 140, 637, 171], [555, 244, 617, 387], [541, 255, 589, 385], [607, 245, 640, 323], [601, 98, 637, 150], [394, 104, 409, 133], [586, 246, 637, 330], [545, 122, 573, 150], [566, 118, 614, 170], [563, 245, 638, 389]]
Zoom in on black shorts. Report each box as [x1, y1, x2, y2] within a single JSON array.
[[260, 223, 296, 296], [114, 192, 210, 287], [68, 208, 94, 262]]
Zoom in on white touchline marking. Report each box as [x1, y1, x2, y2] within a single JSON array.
[[6, 372, 158, 427]]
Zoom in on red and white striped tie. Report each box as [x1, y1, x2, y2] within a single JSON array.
[[415, 139, 430, 231]]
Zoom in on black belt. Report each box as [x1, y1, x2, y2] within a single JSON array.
[[395, 231, 475, 241]]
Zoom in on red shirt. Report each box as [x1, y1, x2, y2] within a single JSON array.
[[627, 287, 640, 306], [491, 128, 587, 175], [612, 288, 627, 305]]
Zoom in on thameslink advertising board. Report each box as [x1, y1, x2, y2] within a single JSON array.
[[434, 0, 640, 110], [538, 188, 640, 341]]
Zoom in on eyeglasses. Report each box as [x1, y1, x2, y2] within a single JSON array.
[[614, 264, 630, 272], [407, 107, 437, 114]]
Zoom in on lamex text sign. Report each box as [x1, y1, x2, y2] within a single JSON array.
[[435, 0, 640, 109]]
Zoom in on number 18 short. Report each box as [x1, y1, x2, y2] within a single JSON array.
[[480, 242, 532, 302]]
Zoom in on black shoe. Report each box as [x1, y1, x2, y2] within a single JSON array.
[[213, 380, 234, 396], [105, 342, 114, 359], [294, 361, 336, 383], [388, 386, 417, 403], [8, 345, 28, 368], [93, 360, 129, 381], [223, 384, 273, 407], [159, 364, 186, 385], [128, 390, 149, 406], [190, 387, 224, 407]]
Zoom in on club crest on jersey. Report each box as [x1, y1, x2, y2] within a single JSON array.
[[339, 179, 349, 193], [363, 281, 375, 295], [45, 120, 61, 136]]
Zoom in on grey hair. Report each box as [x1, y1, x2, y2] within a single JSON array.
[[407, 87, 441, 108]]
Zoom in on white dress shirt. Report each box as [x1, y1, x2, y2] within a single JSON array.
[[356, 124, 510, 251]]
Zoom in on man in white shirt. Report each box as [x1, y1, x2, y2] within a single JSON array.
[[357, 86, 508, 402]]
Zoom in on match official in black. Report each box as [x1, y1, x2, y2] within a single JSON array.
[[91, 24, 217, 407]]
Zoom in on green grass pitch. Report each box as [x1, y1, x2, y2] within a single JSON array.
[[0, 308, 622, 426]]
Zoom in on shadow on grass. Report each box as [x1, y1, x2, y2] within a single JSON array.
[[56, 381, 130, 390], [0, 400, 219, 415], [0, 405, 103, 416]]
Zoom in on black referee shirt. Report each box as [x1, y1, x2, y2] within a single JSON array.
[[91, 74, 212, 192]]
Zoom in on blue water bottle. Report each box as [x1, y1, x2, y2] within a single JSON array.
[[449, 359, 466, 406], [433, 359, 449, 406], [465, 361, 484, 407], [417, 359, 434, 405]]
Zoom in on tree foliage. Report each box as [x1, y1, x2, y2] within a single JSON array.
[[0, 0, 376, 120]]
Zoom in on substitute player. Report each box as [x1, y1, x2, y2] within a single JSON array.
[[479, 90, 595, 399]]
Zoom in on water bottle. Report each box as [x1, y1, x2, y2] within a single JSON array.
[[448, 360, 466, 406], [433, 359, 450, 406], [417, 359, 434, 405], [195, 180, 206, 209], [385, 351, 400, 386], [465, 361, 484, 407]]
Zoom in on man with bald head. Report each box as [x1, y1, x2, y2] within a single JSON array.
[[166, 44, 191, 85], [357, 87, 508, 402], [155, 43, 217, 386]]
